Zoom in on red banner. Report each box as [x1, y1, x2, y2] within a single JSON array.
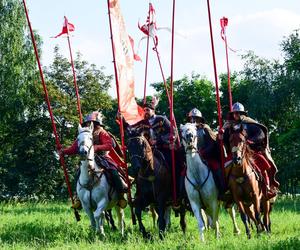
[[53, 16, 75, 38], [109, 0, 144, 125], [138, 3, 158, 47]]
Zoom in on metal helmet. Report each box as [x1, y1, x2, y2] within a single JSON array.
[[83, 111, 103, 126], [232, 102, 246, 113], [188, 108, 202, 118]]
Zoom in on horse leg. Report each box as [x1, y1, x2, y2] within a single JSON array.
[[210, 200, 220, 239], [227, 205, 241, 235], [164, 206, 172, 230], [150, 205, 158, 229], [115, 206, 125, 237], [82, 204, 96, 230], [201, 209, 210, 229], [135, 205, 149, 239], [253, 195, 264, 234], [236, 201, 251, 239], [190, 201, 205, 242], [94, 200, 107, 236], [179, 206, 187, 234], [262, 199, 271, 233], [157, 201, 166, 240], [106, 209, 117, 231]]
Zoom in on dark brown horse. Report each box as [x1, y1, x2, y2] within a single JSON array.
[[127, 131, 186, 239], [226, 124, 271, 238]]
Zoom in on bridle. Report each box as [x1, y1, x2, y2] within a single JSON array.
[[230, 129, 247, 162], [127, 136, 151, 163], [78, 130, 94, 162], [182, 128, 198, 153]]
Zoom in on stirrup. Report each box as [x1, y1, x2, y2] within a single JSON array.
[[71, 199, 82, 210], [118, 198, 127, 209]]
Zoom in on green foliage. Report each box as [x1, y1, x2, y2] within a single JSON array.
[[151, 73, 216, 126], [0, 0, 115, 199], [219, 31, 300, 193]]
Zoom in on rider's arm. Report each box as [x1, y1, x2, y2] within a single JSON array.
[[63, 140, 79, 155], [94, 130, 113, 152]]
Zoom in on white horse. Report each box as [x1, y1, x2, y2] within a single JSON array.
[[76, 123, 124, 237], [181, 123, 220, 241]]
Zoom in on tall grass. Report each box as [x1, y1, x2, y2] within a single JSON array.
[[0, 197, 299, 249]]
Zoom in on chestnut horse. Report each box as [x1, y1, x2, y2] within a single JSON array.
[[227, 124, 271, 238]]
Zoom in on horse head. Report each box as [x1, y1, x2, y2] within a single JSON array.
[[180, 123, 198, 152], [77, 122, 94, 163], [127, 128, 153, 175], [229, 123, 248, 165]]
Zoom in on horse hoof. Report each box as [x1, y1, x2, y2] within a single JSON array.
[[143, 232, 152, 240], [247, 234, 251, 239], [234, 229, 241, 235]]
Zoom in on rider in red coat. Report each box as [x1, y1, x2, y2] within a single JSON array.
[[61, 111, 127, 209]]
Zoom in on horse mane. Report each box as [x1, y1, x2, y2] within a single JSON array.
[[242, 142, 255, 167]]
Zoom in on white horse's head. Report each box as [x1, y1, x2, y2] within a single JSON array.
[[77, 122, 94, 160], [180, 123, 198, 151]]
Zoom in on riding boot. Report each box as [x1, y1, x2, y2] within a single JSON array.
[[71, 167, 82, 210], [261, 170, 277, 200], [111, 169, 127, 209]]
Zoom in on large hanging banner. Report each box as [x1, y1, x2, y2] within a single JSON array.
[[109, 0, 144, 125]]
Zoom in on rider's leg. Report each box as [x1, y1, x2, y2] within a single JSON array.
[[265, 154, 280, 188], [111, 169, 127, 209], [72, 167, 82, 210]]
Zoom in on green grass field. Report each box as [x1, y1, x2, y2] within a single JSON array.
[[0, 196, 299, 250]]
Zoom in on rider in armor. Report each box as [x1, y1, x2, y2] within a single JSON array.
[[187, 108, 227, 199], [143, 102, 185, 205], [60, 111, 127, 209], [224, 102, 279, 199]]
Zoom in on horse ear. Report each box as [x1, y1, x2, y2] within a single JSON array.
[[78, 123, 82, 133], [180, 124, 183, 131]]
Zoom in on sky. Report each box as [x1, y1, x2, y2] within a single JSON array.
[[26, 0, 300, 98]]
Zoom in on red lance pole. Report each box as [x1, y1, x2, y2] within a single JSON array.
[[170, 0, 177, 205], [206, 0, 225, 177], [65, 16, 83, 123], [153, 46, 181, 147], [107, 0, 136, 225], [143, 3, 151, 105], [22, 0, 80, 221], [221, 17, 233, 111]]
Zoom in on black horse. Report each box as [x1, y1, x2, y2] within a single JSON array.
[[127, 130, 173, 239], [127, 128, 188, 239]]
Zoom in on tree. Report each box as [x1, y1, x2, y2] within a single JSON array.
[[151, 73, 216, 126], [0, 0, 44, 197]]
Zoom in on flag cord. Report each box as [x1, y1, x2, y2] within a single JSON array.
[[22, 0, 80, 222], [107, 0, 136, 225], [153, 46, 181, 147], [206, 0, 225, 181]]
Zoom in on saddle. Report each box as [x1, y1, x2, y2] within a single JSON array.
[[95, 155, 128, 191]]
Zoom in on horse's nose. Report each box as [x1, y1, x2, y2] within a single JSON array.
[[233, 156, 241, 164], [79, 149, 88, 156]]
